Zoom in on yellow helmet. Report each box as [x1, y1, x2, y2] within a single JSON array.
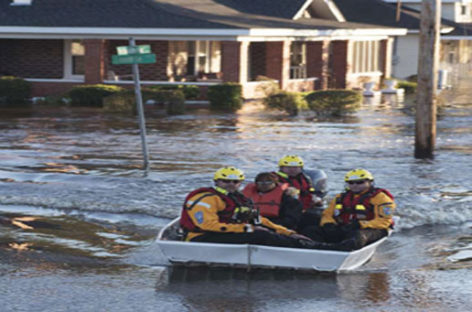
[[214, 166, 245, 181], [344, 169, 374, 182], [278, 155, 304, 167]]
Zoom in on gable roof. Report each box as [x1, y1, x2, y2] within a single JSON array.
[[332, 0, 456, 32], [213, 0, 310, 20], [0, 0, 406, 39]]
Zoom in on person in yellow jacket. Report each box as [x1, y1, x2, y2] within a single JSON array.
[[180, 166, 320, 248], [301, 169, 395, 251]]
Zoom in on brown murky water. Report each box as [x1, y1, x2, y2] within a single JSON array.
[[1, 93, 471, 311]]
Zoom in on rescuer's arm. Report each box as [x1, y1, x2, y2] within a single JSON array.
[[359, 192, 395, 230], [186, 194, 248, 233]]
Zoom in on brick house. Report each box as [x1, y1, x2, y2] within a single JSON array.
[[0, 0, 406, 98]]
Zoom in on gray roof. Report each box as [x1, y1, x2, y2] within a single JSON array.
[[213, 0, 309, 19], [0, 0, 401, 31], [443, 23, 472, 37], [332, 0, 457, 31], [332, 0, 423, 29]]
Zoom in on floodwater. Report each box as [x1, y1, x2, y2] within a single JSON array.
[[0, 93, 471, 311]]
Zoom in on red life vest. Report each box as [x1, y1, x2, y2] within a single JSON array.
[[179, 187, 249, 232], [275, 172, 313, 211], [242, 183, 288, 218], [334, 187, 394, 225]]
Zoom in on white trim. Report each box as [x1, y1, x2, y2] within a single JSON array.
[[349, 71, 383, 77], [10, 0, 32, 6], [325, 0, 346, 22], [293, 0, 314, 20], [0, 26, 407, 40], [24, 78, 84, 83], [408, 27, 455, 34], [63, 40, 84, 80], [441, 35, 472, 39], [103, 80, 221, 86]]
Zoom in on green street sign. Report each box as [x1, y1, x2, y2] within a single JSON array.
[[116, 45, 151, 55], [112, 53, 156, 65]]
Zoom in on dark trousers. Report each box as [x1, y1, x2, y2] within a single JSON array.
[[191, 230, 307, 249], [300, 225, 388, 251]]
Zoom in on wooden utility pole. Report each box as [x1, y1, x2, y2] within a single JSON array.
[[415, 0, 441, 159]]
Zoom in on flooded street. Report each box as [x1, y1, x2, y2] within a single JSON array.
[[1, 93, 472, 311]]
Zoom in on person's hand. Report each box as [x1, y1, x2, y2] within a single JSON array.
[[290, 233, 312, 241], [253, 225, 271, 232]]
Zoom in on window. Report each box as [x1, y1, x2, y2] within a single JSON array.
[[64, 40, 84, 79], [461, 5, 467, 15], [168, 41, 221, 81], [290, 41, 307, 79], [352, 41, 380, 74]]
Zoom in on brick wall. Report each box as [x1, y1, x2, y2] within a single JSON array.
[[330, 40, 348, 89], [0, 39, 63, 78], [221, 41, 242, 82], [265, 41, 290, 89], [307, 41, 329, 89], [84, 39, 105, 84]]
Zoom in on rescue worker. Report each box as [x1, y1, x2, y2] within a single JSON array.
[[242, 172, 302, 230], [275, 155, 324, 232], [179, 166, 317, 248], [275, 155, 322, 211], [302, 169, 395, 251]]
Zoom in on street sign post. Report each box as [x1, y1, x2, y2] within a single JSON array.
[[111, 39, 157, 174]]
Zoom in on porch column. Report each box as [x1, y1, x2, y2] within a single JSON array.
[[330, 40, 349, 89], [307, 40, 329, 90], [221, 41, 249, 83], [84, 39, 105, 84], [380, 38, 394, 79], [265, 41, 290, 89]]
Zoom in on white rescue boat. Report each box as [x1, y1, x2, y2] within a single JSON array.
[[156, 217, 390, 272]]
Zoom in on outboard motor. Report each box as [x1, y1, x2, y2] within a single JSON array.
[[303, 169, 328, 198]]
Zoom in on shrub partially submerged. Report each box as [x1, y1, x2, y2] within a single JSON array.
[[67, 84, 124, 107], [305, 89, 362, 117], [0, 76, 32, 105], [208, 83, 243, 112], [103, 89, 185, 115], [263, 91, 308, 116]]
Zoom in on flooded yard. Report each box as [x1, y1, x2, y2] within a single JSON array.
[[1, 93, 471, 311]]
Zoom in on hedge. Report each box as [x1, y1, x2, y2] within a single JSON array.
[[0, 76, 32, 105], [208, 83, 243, 112], [305, 89, 362, 117], [263, 91, 308, 116], [103, 89, 186, 115], [147, 84, 200, 100], [67, 84, 124, 107]]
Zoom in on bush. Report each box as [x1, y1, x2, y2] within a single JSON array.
[[157, 90, 186, 115], [305, 89, 362, 117], [103, 91, 136, 113], [263, 91, 308, 116], [0, 76, 32, 105], [103, 89, 186, 115], [148, 85, 200, 100], [396, 80, 417, 94], [34, 95, 69, 107], [208, 83, 242, 112], [67, 84, 124, 107], [255, 75, 280, 97]]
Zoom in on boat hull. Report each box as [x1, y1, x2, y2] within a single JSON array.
[[156, 217, 388, 272]]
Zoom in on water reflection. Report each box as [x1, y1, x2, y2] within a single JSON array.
[[154, 266, 393, 311]]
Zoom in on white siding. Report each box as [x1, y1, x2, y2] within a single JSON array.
[[393, 35, 419, 79]]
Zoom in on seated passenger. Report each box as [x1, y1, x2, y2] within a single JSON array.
[[179, 166, 321, 249], [242, 172, 302, 230], [301, 169, 395, 251]]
